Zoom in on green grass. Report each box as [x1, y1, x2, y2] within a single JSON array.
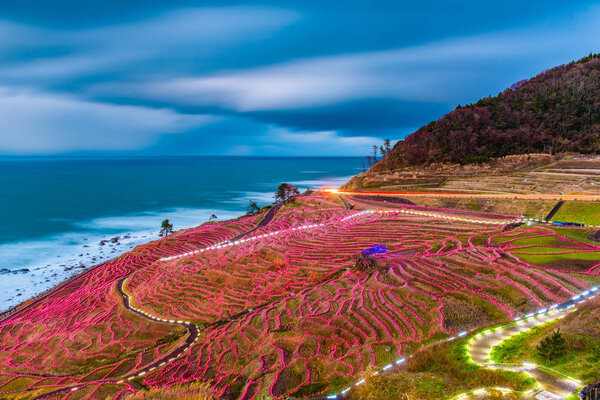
[[490, 323, 551, 364], [490, 318, 600, 383], [552, 202, 600, 226], [511, 246, 574, 253], [349, 334, 535, 400], [551, 227, 600, 245], [0, 376, 37, 392], [513, 250, 600, 265], [491, 231, 541, 244], [564, 394, 580, 400], [509, 236, 561, 247]]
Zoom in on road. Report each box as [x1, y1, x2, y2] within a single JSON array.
[[326, 189, 600, 202], [32, 206, 282, 400], [17, 197, 594, 399], [34, 277, 201, 399]]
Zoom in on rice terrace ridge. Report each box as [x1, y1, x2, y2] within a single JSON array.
[[1, 2, 600, 400]]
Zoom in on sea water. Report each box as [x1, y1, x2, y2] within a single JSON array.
[[0, 156, 362, 311]]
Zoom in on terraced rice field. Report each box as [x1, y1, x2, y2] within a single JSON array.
[[0, 194, 598, 400]]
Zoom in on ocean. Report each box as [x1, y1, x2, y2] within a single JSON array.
[[0, 156, 362, 311]]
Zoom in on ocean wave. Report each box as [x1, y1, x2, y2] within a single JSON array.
[[0, 207, 243, 312], [222, 191, 276, 205]]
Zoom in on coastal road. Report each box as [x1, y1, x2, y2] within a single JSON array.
[[338, 195, 350, 210], [230, 202, 282, 241], [31, 205, 283, 400], [326, 189, 600, 202]]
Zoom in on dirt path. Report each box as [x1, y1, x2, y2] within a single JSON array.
[[32, 206, 283, 399]]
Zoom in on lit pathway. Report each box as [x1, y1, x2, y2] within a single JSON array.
[[33, 206, 284, 400], [28, 202, 599, 399], [318, 288, 599, 400], [465, 312, 578, 399], [158, 208, 523, 263], [454, 288, 599, 400]]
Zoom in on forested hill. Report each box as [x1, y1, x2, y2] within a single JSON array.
[[372, 53, 600, 171]]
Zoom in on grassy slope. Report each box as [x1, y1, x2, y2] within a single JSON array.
[[5, 195, 600, 400], [125, 382, 216, 400], [552, 202, 600, 226], [489, 224, 600, 265], [349, 333, 535, 400], [490, 297, 600, 383], [513, 250, 600, 265]]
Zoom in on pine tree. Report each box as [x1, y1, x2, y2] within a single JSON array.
[[159, 219, 174, 237], [384, 139, 392, 155], [536, 329, 566, 360], [275, 183, 300, 203], [247, 201, 260, 216]]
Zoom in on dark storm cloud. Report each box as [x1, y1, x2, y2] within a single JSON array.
[[0, 1, 599, 155], [246, 99, 450, 134]]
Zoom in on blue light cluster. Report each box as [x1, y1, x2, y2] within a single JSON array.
[[363, 244, 387, 256]]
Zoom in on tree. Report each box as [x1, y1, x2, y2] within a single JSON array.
[[159, 219, 173, 237], [536, 329, 566, 360], [361, 161, 366, 173], [366, 155, 372, 167], [246, 201, 260, 216], [209, 214, 217, 221], [275, 183, 300, 203], [384, 139, 392, 155], [372, 145, 379, 163]]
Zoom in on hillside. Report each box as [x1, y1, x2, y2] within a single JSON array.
[[1, 192, 599, 400], [373, 53, 600, 172], [491, 294, 600, 386]]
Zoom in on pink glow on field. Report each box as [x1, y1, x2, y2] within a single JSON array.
[[0, 196, 597, 399]]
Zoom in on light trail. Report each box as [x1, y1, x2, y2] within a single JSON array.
[[325, 188, 600, 202]]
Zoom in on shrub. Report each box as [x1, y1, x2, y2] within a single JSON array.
[[536, 329, 566, 360]]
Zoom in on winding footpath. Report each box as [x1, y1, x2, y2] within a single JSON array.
[[33, 206, 282, 400], [34, 278, 201, 399], [465, 311, 577, 400], [21, 197, 598, 399], [456, 287, 599, 400]]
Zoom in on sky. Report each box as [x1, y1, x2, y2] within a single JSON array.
[[0, 1, 599, 156]]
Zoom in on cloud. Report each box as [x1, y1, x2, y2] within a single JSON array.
[[247, 98, 448, 134], [0, 7, 299, 82], [1, 2, 600, 155], [106, 7, 600, 114], [0, 87, 212, 153], [242, 127, 384, 156]]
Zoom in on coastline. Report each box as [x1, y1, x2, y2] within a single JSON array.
[[0, 156, 359, 314], [0, 207, 245, 313]]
